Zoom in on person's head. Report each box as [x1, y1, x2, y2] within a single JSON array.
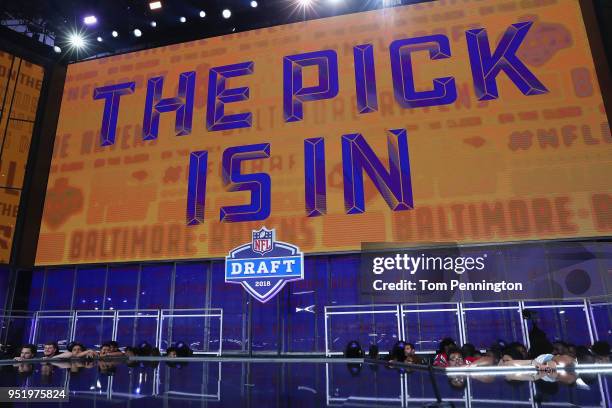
[[552, 341, 568, 356], [19, 344, 37, 360], [138, 341, 153, 356], [100, 342, 112, 355], [124, 346, 137, 357], [43, 342, 59, 357], [404, 343, 416, 357], [448, 375, 467, 390], [499, 347, 523, 365], [344, 340, 363, 358], [461, 343, 477, 358], [447, 347, 465, 367], [108, 341, 119, 352], [368, 344, 379, 359], [508, 342, 528, 359], [566, 344, 577, 358], [175, 341, 193, 357], [166, 347, 178, 358], [68, 342, 85, 354], [485, 347, 501, 364], [591, 341, 611, 359], [390, 341, 407, 362], [438, 338, 456, 355]]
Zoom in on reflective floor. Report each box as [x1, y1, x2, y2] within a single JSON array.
[[0, 358, 610, 407]]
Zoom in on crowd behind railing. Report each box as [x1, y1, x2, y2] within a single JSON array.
[[343, 319, 611, 373], [0, 339, 197, 377]]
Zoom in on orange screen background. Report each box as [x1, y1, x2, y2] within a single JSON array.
[[36, 0, 611, 265]]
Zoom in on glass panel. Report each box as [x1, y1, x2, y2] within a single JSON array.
[[251, 295, 280, 352], [105, 265, 138, 310], [159, 361, 220, 399], [73, 314, 115, 349], [463, 306, 524, 350], [112, 364, 157, 398], [74, 267, 106, 310], [42, 268, 74, 310], [139, 264, 172, 309], [328, 362, 403, 404], [328, 306, 399, 354], [27, 269, 44, 311], [403, 309, 460, 352], [469, 376, 532, 404], [592, 303, 612, 343], [2, 315, 33, 351], [34, 316, 72, 349], [174, 262, 206, 309], [328, 255, 360, 305], [286, 257, 328, 353], [115, 314, 158, 349], [210, 261, 245, 351], [160, 312, 222, 353], [523, 305, 591, 347]]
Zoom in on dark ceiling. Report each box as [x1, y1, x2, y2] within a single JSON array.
[[0, 0, 426, 62]]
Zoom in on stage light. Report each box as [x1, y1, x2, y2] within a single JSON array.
[[199, 10, 206, 18], [150, 21, 157, 27], [180, 16, 187, 23], [222, 9, 231, 18], [299, 0, 313, 5], [251, 1, 258, 7], [69, 33, 85, 49], [83, 15, 97, 25], [97, 36, 103, 42], [133, 28, 142, 37], [149, 1, 162, 10], [112, 30, 118, 37], [53, 45, 61, 53]]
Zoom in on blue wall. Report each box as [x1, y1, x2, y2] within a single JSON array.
[[13, 240, 612, 354]]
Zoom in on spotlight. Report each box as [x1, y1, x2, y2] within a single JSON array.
[[199, 10, 206, 18], [133, 28, 142, 37], [111, 30, 118, 37], [150, 21, 157, 27], [299, 0, 313, 5], [97, 36, 103, 42], [53, 45, 61, 53], [68, 33, 85, 49], [251, 1, 258, 7], [149, 1, 162, 10], [180, 16, 187, 23], [83, 15, 97, 25], [222, 9, 231, 19]]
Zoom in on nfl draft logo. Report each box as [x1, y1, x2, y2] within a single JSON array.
[[225, 228, 304, 303]]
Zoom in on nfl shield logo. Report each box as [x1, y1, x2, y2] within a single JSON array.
[[226, 227, 304, 303], [252, 228, 273, 255]]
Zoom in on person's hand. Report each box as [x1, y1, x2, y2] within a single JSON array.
[[13, 357, 22, 361]]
